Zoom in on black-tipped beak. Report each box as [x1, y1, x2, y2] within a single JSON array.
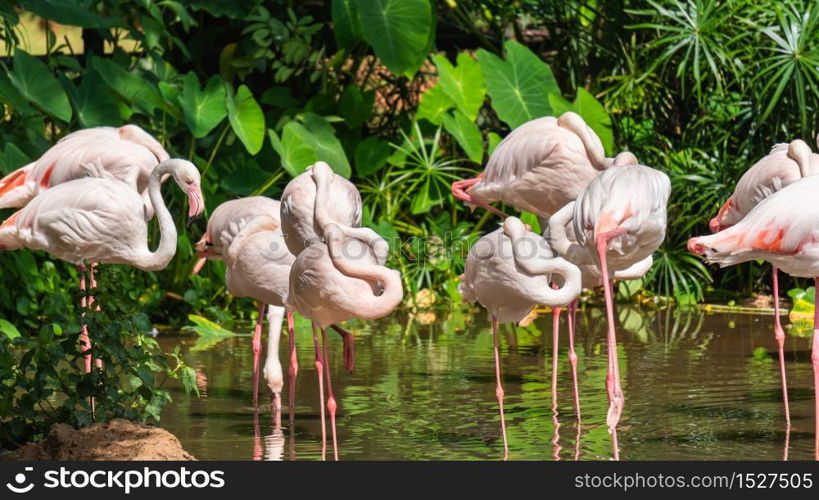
[[186, 215, 198, 228]]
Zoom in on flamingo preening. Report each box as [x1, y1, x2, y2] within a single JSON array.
[[288, 221, 403, 461], [451, 112, 637, 219], [460, 216, 581, 459], [707, 139, 819, 427], [689, 173, 819, 460], [192, 196, 296, 414], [566, 163, 670, 459], [0, 158, 204, 370]]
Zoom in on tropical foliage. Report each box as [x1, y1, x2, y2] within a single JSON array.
[[1, 0, 819, 445]]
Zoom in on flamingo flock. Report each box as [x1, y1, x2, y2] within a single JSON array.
[[0, 113, 817, 461]]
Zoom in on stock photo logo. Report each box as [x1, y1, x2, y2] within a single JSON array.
[[6, 467, 34, 494]]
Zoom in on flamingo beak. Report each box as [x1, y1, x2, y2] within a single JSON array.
[[187, 185, 204, 228]]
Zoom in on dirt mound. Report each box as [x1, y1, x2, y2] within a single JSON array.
[[17, 419, 196, 461]]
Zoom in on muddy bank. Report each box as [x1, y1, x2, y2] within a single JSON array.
[[15, 419, 195, 461]]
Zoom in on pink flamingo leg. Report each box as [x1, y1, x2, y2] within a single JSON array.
[[552, 306, 561, 411], [88, 264, 102, 370], [286, 310, 298, 425], [192, 257, 207, 275], [251, 302, 265, 409], [330, 324, 355, 372], [772, 267, 791, 428], [76, 265, 92, 374], [813, 277, 819, 461], [286, 310, 297, 462], [597, 228, 627, 461], [568, 299, 582, 420], [491, 315, 509, 460], [311, 322, 327, 460], [320, 328, 340, 461]]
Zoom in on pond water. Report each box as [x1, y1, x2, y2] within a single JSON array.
[[158, 307, 817, 461]]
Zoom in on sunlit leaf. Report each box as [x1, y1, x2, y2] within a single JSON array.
[[178, 73, 226, 138], [227, 84, 265, 154]]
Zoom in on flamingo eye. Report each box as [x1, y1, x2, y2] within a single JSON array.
[[185, 177, 193, 185]]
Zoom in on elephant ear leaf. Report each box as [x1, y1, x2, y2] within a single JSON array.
[[10, 49, 72, 122], [178, 73, 226, 138], [477, 41, 560, 129], [227, 84, 265, 155]]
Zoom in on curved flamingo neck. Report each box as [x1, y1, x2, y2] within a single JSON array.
[[135, 161, 178, 271], [324, 223, 402, 317]]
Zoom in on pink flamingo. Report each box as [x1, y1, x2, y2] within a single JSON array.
[[708, 139, 818, 426], [280, 162, 387, 455], [688, 173, 819, 460], [547, 202, 654, 419], [451, 112, 637, 219], [0, 125, 170, 218], [0, 159, 204, 370], [288, 220, 402, 460], [192, 197, 298, 414], [460, 216, 581, 459], [222, 214, 294, 419], [565, 163, 670, 459]]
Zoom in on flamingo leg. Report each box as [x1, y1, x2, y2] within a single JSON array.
[[88, 264, 102, 370], [76, 264, 92, 374], [330, 324, 355, 372], [772, 267, 791, 429], [491, 315, 509, 460], [320, 328, 340, 461], [286, 310, 297, 462], [311, 322, 327, 460], [251, 302, 265, 409], [596, 228, 627, 461], [813, 277, 819, 461], [568, 299, 582, 420], [552, 306, 561, 412]]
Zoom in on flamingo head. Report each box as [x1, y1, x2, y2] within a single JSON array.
[[708, 217, 723, 233], [164, 159, 205, 227], [687, 237, 706, 255]]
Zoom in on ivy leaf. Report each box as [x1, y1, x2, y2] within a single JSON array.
[[178, 73, 227, 138], [227, 84, 265, 154]]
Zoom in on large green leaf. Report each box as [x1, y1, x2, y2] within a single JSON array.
[[20, 0, 120, 28], [340, 85, 374, 127], [227, 84, 265, 154], [442, 110, 483, 163], [298, 113, 352, 177], [548, 88, 613, 155], [432, 52, 486, 120], [221, 166, 273, 195], [477, 41, 560, 129], [10, 49, 72, 122], [0, 143, 30, 174], [178, 73, 227, 138], [353, 0, 434, 77], [269, 127, 318, 177], [91, 57, 165, 116], [416, 84, 455, 125], [332, 0, 362, 49], [72, 72, 122, 128], [354, 136, 392, 177]]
